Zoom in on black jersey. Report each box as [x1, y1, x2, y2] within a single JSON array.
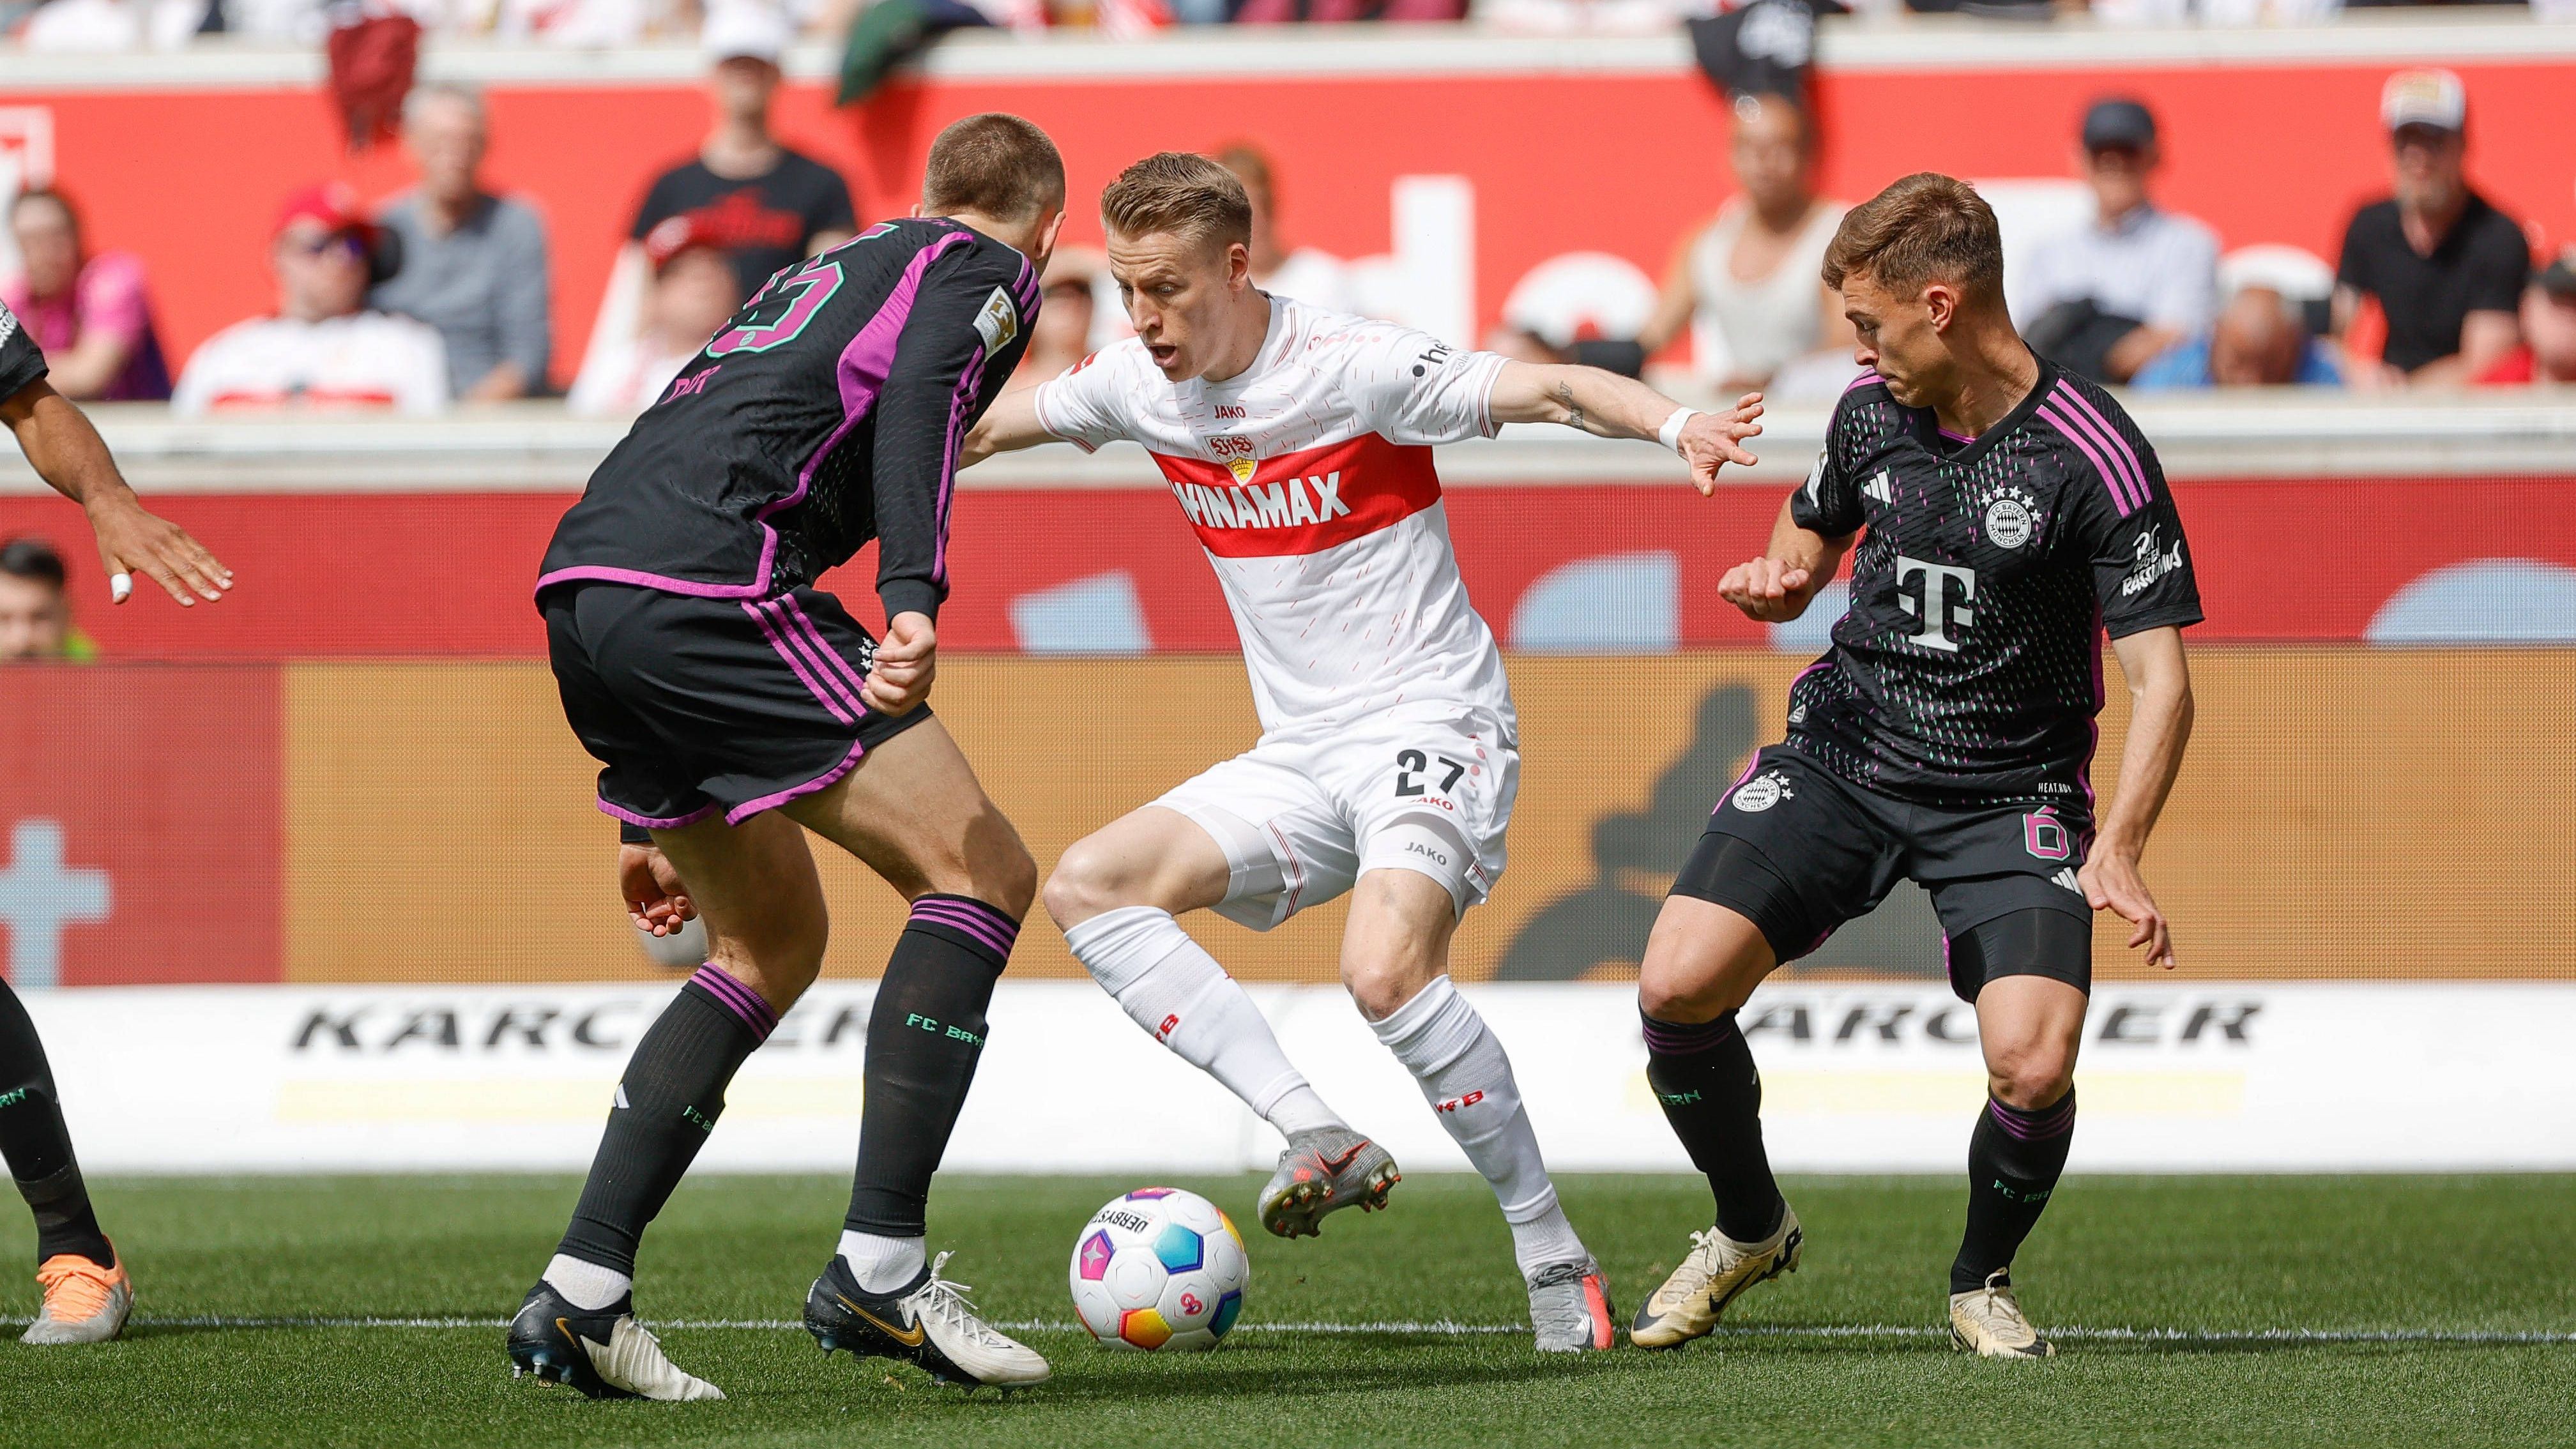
[[0, 298, 50, 400], [1782, 360, 2202, 809], [540, 218, 1039, 622]]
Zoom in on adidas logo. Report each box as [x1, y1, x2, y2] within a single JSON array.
[[1863, 471, 1894, 505], [2050, 867, 2082, 895]]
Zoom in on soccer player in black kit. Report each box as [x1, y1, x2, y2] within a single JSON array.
[[507, 114, 1064, 1399], [0, 300, 231, 1346], [1627, 174, 2200, 1359]]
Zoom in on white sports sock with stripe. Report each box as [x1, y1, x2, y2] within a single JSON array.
[[1369, 975, 1587, 1277], [1065, 906, 1343, 1137]]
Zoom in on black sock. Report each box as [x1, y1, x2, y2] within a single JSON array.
[[1643, 1011, 1783, 1243], [0, 980, 113, 1268], [556, 964, 775, 1275], [843, 895, 1016, 1238], [1952, 1089, 2077, 1294]]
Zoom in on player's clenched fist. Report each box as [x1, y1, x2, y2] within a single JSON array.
[[1718, 556, 1815, 622], [864, 611, 939, 716], [1679, 391, 1765, 497]]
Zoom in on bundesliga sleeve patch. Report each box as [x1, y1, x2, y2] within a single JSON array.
[[973, 286, 1019, 356]]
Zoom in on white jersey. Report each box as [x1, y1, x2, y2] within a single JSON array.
[[1035, 296, 1515, 740]]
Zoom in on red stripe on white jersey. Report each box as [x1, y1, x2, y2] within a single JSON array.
[[1151, 432, 1440, 559]]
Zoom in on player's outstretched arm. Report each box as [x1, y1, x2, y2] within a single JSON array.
[[1718, 494, 1849, 625], [962, 386, 1056, 467], [2080, 625, 2195, 969], [1486, 361, 1762, 495], [1, 379, 231, 607]]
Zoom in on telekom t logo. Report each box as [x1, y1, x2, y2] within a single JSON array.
[[1895, 555, 1976, 653], [0, 819, 111, 991]]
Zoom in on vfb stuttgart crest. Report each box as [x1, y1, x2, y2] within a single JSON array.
[[1211, 434, 1256, 483]]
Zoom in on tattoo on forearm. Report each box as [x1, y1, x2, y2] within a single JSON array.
[[1555, 380, 1598, 436]]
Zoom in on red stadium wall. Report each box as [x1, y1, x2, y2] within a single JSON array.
[[1, 54, 2569, 388], [1, 474, 2568, 658]]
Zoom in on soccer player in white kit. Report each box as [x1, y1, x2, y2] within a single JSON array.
[[968, 153, 1764, 1351]]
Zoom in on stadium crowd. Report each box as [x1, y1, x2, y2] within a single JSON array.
[[0, 0, 2559, 48]]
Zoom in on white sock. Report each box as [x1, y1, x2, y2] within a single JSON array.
[[1369, 975, 1588, 1278], [1066, 906, 1343, 1137], [836, 1231, 926, 1294], [544, 1254, 632, 1312]]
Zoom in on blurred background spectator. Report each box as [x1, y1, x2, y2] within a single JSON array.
[[0, 537, 91, 662], [567, 215, 740, 414], [2131, 284, 2343, 388], [576, 1, 855, 392], [1236, 0, 1463, 22], [1010, 245, 1101, 388], [1214, 143, 1357, 315], [172, 184, 448, 415], [1485, 92, 1850, 398], [632, 1, 856, 303], [2333, 68, 2529, 388], [1, 188, 172, 402], [370, 83, 551, 402], [2476, 252, 2576, 386], [2015, 97, 2220, 384]]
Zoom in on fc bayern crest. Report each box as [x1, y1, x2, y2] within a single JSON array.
[[1983, 493, 2035, 550], [1732, 770, 1794, 813]]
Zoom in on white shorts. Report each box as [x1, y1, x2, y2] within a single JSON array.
[[1154, 703, 1518, 931]]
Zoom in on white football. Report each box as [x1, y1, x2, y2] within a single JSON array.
[[1068, 1187, 1251, 1351]]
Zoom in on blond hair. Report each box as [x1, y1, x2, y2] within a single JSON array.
[[922, 113, 1065, 224], [1099, 151, 1252, 252]]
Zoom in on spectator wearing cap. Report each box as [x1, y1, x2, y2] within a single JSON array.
[[369, 83, 553, 402], [2131, 286, 2342, 390], [172, 185, 448, 416], [2015, 97, 2221, 385], [1, 189, 171, 403], [567, 216, 743, 416], [2333, 69, 2529, 388], [0, 538, 93, 662], [629, 1, 856, 304], [2476, 252, 2576, 386]]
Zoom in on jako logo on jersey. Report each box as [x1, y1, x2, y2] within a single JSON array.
[[1214, 404, 1247, 420], [1435, 1090, 1485, 1113], [1895, 555, 1976, 652], [2121, 526, 2186, 596], [1173, 472, 1352, 531], [1863, 470, 1894, 506], [1732, 770, 1795, 813]]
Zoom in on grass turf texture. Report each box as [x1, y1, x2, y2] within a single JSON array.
[[2, 1174, 2571, 1448]]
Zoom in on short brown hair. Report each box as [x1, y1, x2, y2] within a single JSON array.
[[1099, 151, 1252, 252], [922, 113, 1065, 224], [1822, 172, 2004, 301]]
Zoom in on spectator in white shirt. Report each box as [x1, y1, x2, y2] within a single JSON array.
[[566, 215, 741, 416], [1214, 142, 1360, 316], [174, 185, 448, 416], [2015, 97, 2222, 384]]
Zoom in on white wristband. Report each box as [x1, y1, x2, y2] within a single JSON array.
[[1657, 407, 1700, 453]]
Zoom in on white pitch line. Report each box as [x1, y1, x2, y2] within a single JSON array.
[[5, 1316, 2570, 1345]]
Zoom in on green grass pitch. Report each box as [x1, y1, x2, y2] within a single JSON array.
[[2, 1173, 2571, 1448]]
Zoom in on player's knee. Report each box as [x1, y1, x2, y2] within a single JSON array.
[[1042, 837, 1135, 930], [1637, 966, 1721, 1026], [979, 835, 1039, 922], [712, 915, 827, 1009], [1986, 1046, 2075, 1111]]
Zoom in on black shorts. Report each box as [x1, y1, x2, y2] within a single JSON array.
[[1672, 745, 2094, 1001], [541, 581, 930, 830]]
